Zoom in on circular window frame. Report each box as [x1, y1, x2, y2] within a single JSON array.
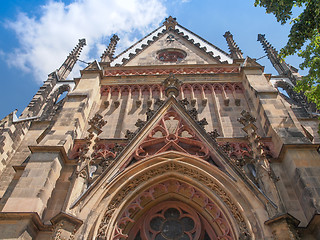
[[157, 48, 187, 63], [142, 201, 201, 240]]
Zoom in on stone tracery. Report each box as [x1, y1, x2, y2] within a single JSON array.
[[95, 157, 252, 240]]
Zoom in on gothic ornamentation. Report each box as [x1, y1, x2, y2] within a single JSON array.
[[237, 110, 256, 126], [97, 162, 251, 239], [162, 73, 183, 97], [207, 129, 220, 141], [103, 66, 240, 77], [127, 109, 210, 163]]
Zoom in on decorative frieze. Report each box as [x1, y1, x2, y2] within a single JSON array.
[[104, 66, 239, 77]]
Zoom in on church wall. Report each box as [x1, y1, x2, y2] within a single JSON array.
[[1, 17, 320, 240], [99, 80, 258, 140]]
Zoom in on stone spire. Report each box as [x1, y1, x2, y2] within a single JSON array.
[[57, 38, 86, 80], [257, 34, 293, 79], [223, 31, 243, 59], [101, 34, 120, 63], [258, 34, 318, 113], [164, 16, 177, 30]]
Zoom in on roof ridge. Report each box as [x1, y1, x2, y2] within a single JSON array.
[[112, 25, 164, 63], [176, 24, 231, 58]]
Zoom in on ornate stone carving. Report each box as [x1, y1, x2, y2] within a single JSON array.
[[125, 130, 136, 141], [110, 143, 124, 154], [76, 113, 108, 182], [97, 162, 251, 239], [88, 113, 106, 133], [197, 118, 208, 129], [135, 119, 146, 130], [237, 111, 281, 217], [237, 110, 256, 126], [163, 16, 177, 30], [154, 98, 165, 109], [162, 73, 183, 97], [207, 129, 220, 141], [146, 108, 156, 121], [178, 98, 189, 109], [127, 109, 210, 164], [187, 108, 198, 120]]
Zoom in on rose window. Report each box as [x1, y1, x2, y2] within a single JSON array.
[[144, 205, 200, 240], [157, 49, 186, 62]]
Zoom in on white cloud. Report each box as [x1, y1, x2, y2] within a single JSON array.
[[4, 0, 167, 83]]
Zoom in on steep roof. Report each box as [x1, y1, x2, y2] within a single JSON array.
[[111, 22, 233, 67]]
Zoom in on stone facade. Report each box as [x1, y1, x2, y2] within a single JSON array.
[[0, 16, 319, 239]]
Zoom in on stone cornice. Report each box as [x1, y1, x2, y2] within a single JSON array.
[[0, 212, 53, 231], [277, 143, 320, 162], [28, 145, 77, 165], [103, 64, 240, 77]]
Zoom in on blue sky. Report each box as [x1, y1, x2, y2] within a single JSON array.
[[0, 0, 304, 119]]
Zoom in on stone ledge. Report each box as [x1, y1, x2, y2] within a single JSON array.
[[265, 213, 300, 226], [28, 145, 77, 165], [0, 212, 53, 231], [277, 143, 320, 162], [50, 212, 83, 230]]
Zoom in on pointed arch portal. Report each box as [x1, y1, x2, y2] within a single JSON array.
[[93, 152, 255, 240]]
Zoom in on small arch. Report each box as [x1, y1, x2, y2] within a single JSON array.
[[223, 84, 234, 93], [213, 84, 223, 94], [203, 84, 213, 94]]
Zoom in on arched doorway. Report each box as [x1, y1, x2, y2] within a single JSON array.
[[93, 153, 257, 240]]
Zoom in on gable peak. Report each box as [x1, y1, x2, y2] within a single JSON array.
[[164, 16, 177, 30]]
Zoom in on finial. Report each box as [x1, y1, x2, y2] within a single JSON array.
[[257, 33, 292, 77], [237, 110, 256, 128], [57, 38, 86, 80], [163, 16, 177, 30], [101, 34, 120, 63], [223, 31, 243, 59], [162, 73, 182, 97]]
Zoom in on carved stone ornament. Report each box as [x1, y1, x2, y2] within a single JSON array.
[[126, 109, 210, 164], [188, 108, 198, 121], [197, 118, 208, 129], [178, 98, 190, 109], [207, 129, 220, 141], [135, 119, 147, 130], [88, 113, 107, 133], [237, 110, 256, 126], [162, 73, 183, 97], [146, 108, 156, 121], [163, 16, 177, 30], [125, 130, 136, 141], [154, 98, 165, 109], [96, 162, 251, 239]]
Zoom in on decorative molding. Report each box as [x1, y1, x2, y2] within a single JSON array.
[[96, 162, 251, 239], [103, 66, 239, 77]]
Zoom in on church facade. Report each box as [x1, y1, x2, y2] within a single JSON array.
[[0, 16, 319, 239]]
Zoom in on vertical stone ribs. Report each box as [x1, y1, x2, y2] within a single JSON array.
[[57, 38, 86, 80], [101, 35, 120, 63], [223, 31, 243, 59]]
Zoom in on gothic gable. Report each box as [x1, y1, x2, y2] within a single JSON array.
[[124, 31, 222, 66], [111, 22, 232, 67], [70, 96, 276, 215]]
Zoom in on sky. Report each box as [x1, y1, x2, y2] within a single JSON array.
[[0, 0, 305, 120]]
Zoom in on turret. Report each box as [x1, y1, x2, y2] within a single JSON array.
[[257, 34, 294, 81], [101, 34, 120, 64], [57, 38, 86, 80], [223, 31, 243, 59]]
